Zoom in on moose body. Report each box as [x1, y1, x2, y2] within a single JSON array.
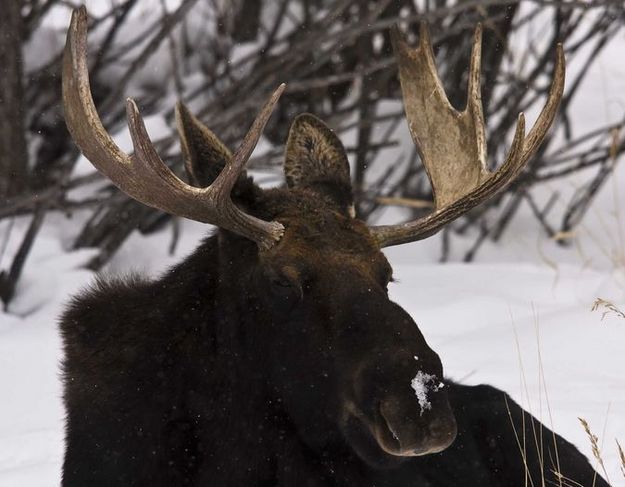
[[60, 7, 605, 486], [61, 225, 605, 486]]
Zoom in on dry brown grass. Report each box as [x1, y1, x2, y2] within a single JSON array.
[[591, 298, 625, 321], [507, 311, 623, 487], [616, 439, 625, 480], [506, 358, 622, 487], [578, 417, 610, 486], [577, 418, 625, 486], [508, 310, 562, 487]]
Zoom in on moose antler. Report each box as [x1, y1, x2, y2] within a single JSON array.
[[370, 23, 565, 248], [62, 6, 285, 250]]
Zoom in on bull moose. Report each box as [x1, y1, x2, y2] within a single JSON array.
[[60, 6, 607, 486]]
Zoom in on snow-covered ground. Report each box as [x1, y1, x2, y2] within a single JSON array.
[[1, 206, 624, 486], [2, 2, 625, 486]]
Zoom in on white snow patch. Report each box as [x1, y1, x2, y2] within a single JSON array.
[[410, 371, 436, 415], [1, 3, 625, 484]]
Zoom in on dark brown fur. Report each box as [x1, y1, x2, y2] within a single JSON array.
[[60, 113, 606, 486]]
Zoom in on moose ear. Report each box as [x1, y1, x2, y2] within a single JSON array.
[[284, 114, 354, 216], [176, 102, 259, 203], [175, 102, 233, 187]]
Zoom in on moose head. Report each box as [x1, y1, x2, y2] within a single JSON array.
[[62, 6, 564, 472]]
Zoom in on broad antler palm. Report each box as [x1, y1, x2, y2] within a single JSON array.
[[370, 23, 565, 248]]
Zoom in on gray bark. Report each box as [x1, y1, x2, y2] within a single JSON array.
[[0, 0, 28, 200]]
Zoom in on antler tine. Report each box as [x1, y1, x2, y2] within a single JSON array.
[[124, 99, 205, 208], [127, 89, 286, 249], [62, 6, 134, 185], [466, 23, 487, 172], [63, 6, 285, 250], [522, 43, 565, 161], [209, 84, 286, 201], [370, 24, 565, 248]]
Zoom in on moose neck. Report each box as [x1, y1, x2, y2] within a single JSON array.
[[164, 234, 279, 481], [167, 233, 364, 484]]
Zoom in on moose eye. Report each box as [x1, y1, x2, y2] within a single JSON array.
[[269, 275, 302, 299], [265, 267, 304, 303], [271, 277, 294, 288], [265, 269, 304, 319]]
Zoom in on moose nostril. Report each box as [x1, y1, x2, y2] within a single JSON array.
[[428, 416, 457, 443]]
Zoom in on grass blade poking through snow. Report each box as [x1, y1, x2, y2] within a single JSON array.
[[578, 417, 610, 486], [616, 439, 625, 480], [591, 299, 625, 321]]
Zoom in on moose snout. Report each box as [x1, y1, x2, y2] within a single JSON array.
[[360, 347, 457, 456], [343, 301, 458, 460], [377, 394, 457, 456]]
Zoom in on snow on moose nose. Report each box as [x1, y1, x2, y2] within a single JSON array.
[[410, 363, 445, 416]]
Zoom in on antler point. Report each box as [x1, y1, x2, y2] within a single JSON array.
[[419, 20, 432, 48], [556, 43, 565, 61], [517, 113, 526, 136], [126, 98, 139, 114], [70, 5, 88, 32], [275, 83, 287, 99], [75, 5, 87, 18], [474, 23, 483, 39]]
